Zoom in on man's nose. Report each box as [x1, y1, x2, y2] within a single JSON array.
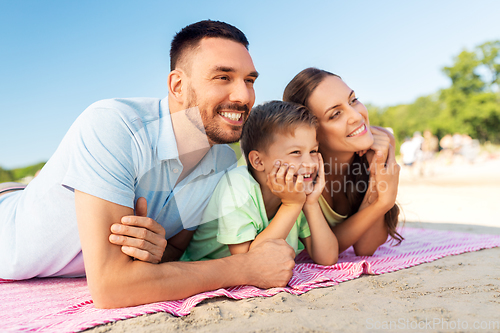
[[229, 79, 253, 106]]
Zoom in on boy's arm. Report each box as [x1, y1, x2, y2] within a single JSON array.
[[249, 203, 303, 250], [249, 162, 305, 250], [228, 203, 303, 254], [228, 162, 305, 254], [301, 153, 338, 266], [301, 202, 338, 266], [75, 190, 296, 309]]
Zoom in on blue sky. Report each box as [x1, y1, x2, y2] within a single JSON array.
[[1, 0, 499, 169]]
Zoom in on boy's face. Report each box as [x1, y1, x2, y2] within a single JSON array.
[[258, 125, 320, 194]]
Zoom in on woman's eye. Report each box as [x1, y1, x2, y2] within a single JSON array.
[[350, 98, 359, 104], [329, 111, 341, 119], [310, 150, 318, 154], [290, 150, 301, 155]]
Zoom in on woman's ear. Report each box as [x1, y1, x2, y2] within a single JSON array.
[[167, 69, 185, 104], [248, 150, 265, 172]]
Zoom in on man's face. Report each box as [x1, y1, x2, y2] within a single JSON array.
[[184, 38, 258, 145]]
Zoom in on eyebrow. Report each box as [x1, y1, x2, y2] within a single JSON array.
[[324, 90, 355, 115], [214, 66, 259, 78]]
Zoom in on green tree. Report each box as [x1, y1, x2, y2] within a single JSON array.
[[439, 40, 500, 142], [0, 167, 14, 183], [368, 94, 443, 151], [369, 40, 500, 146], [0, 162, 46, 183], [477, 41, 500, 90]]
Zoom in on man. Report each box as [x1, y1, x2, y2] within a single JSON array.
[[0, 20, 295, 308]]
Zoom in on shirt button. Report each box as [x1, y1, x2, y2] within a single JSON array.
[[173, 168, 179, 173]]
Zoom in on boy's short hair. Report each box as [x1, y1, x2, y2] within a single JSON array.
[[240, 100, 318, 170], [170, 20, 249, 72]]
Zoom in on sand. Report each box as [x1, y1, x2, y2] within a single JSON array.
[[86, 156, 500, 333]]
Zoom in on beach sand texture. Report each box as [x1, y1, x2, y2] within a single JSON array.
[[86, 156, 500, 333]]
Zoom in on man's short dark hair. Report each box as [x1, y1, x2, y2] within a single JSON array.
[[170, 20, 249, 71], [240, 101, 318, 171]]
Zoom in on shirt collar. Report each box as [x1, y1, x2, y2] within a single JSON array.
[[157, 97, 216, 176], [198, 148, 216, 176], [157, 97, 180, 162]]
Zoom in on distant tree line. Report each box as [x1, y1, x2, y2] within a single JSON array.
[[368, 40, 500, 150], [0, 162, 46, 183]]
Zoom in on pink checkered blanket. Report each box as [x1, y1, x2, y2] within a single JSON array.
[[1, 227, 499, 332]]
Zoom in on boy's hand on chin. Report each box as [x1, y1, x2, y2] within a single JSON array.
[[305, 153, 325, 206], [266, 161, 306, 207]]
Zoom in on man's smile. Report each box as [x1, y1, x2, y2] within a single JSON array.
[[219, 111, 244, 123]]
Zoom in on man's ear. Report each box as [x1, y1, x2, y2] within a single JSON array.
[[248, 150, 265, 172], [167, 69, 185, 104]]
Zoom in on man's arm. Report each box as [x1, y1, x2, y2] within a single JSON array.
[[75, 190, 296, 309]]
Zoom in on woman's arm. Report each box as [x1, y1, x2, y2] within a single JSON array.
[[332, 147, 400, 255]]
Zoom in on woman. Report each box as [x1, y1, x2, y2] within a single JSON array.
[[283, 67, 402, 256]]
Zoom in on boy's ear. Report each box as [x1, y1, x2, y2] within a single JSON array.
[[167, 69, 185, 104], [248, 150, 265, 172]]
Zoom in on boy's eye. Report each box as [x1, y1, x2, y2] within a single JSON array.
[[310, 150, 318, 154]]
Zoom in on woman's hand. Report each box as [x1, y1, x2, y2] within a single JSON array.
[[358, 126, 392, 162], [108, 197, 167, 263], [371, 145, 400, 210], [305, 153, 325, 207], [360, 142, 400, 211], [266, 160, 306, 207]]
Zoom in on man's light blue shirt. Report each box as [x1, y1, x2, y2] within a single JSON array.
[[0, 97, 236, 279]]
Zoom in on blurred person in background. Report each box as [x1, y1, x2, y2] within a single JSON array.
[[400, 132, 423, 177], [421, 130, 439, 176]]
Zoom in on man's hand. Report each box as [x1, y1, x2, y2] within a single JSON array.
[[266, 161, 306, 207], [242, 238, 296, 288], [109, 197, 167, 263]]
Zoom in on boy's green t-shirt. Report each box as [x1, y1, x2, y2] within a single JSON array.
[[181, 166, 311, 261]]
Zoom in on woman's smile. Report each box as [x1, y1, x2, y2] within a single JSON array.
[[347, 123, 368, 138]]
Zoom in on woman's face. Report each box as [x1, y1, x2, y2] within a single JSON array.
[[306, 75, 374, 154]]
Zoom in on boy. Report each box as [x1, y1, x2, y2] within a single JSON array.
[[182, 101, 338, 266]]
